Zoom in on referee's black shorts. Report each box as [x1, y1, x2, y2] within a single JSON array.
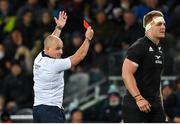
[[33, 105, 66, 123], [122, 95, 166, 123]]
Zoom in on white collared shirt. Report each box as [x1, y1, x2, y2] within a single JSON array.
[[33, 52, 71, 108]]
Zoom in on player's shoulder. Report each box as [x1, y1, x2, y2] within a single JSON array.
[[34, 52, 42, 60], [129, 36, 148, 50], [34, 52, 45, 64]]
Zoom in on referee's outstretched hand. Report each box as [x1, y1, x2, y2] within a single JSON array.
[[136, 98, 151, 113], [85, 27, 94, 41], [54, 11, 67, 29]]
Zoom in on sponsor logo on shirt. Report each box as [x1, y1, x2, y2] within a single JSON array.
[[154, 55, 162, 64], [149, 46, 154, 52], [155, 60, 162, 64], [34, 64, 40, 70], [155, 55, 161, 59]]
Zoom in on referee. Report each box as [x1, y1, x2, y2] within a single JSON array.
[[122, 10, 166, 122], [32, 11, 94, 123]]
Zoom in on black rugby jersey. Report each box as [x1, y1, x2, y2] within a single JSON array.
[[126, 36, 164, 101]]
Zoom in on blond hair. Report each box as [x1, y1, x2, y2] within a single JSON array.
[[143, 10, 164, 29]]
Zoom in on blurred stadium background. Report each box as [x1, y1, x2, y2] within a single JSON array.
[[0, 0, 180, 123]]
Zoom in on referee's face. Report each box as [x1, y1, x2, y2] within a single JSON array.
[[49, 39, 63, 59]]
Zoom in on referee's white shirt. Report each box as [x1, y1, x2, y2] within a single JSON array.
[[33, 51, 71, 108]]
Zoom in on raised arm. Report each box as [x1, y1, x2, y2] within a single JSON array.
[[70, 27, 94, 67], [122, 58, 151, 113], [52, 11, 67, 36]]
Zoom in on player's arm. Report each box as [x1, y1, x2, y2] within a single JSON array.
[[52, 11, 67, 37], [70, 27, 94, 67], [122, 58, 151, 113], [122, 58, 140, 98]]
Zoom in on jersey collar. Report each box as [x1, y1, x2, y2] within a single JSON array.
[[42, 51, 52, 58], [144, 36, 161, 48]]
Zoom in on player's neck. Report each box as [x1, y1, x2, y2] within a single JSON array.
[[145, 33, 160, 45]]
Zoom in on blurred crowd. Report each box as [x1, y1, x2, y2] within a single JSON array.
[[0, 0, 180, 123]]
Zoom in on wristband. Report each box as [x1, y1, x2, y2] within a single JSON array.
[[85, 37, 91, 41], [56, 25, 63, 30], [134, 94, 141, 98], [136, 98, 144, 102]]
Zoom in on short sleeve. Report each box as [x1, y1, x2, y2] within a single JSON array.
[[126, 41, 146, 65], [48, 57, 71, 72]]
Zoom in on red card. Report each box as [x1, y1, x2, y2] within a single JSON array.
[[83, 20, 90, 29]]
